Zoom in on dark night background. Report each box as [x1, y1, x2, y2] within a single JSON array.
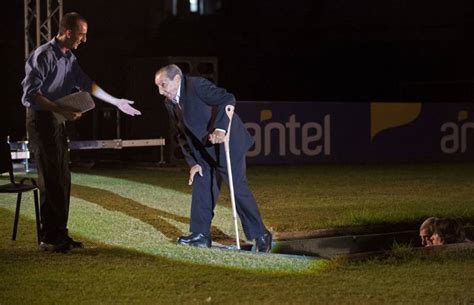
[[2, 0, 474, 146]]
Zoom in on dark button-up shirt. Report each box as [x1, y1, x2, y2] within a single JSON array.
[[21, 38, 92, 110]]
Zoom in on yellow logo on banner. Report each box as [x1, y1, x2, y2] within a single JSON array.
[[458, 110, 468, 122], [370, 103, 422, 141], [260, 110, 272, 121]]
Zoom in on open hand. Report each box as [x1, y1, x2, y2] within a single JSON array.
[[117, 99, 141, 116]]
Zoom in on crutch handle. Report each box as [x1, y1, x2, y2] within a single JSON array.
[[225, 105, 235, 142], [225, 105, 235, 121]]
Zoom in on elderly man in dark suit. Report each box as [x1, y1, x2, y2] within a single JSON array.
[[155, 64, 272, 253]]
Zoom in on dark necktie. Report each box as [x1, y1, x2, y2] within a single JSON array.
[[170, 99, 186, 136], [171, 100, 183, 121], [169, 99, 191, 153]]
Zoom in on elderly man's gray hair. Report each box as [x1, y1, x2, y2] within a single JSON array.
[[156, 64, 183, 80]]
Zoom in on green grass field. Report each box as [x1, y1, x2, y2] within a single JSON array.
[[1, 162, 473, 304]]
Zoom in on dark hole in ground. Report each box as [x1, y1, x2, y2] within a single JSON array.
[[269, 225, 474, 259]]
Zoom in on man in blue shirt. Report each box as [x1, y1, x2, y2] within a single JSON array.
[[21, 12, 141, 252]]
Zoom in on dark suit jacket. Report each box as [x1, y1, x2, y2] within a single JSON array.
[[164, 76, 254, 167]]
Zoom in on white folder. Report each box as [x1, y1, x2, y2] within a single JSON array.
[[54, 91, 95, 124]]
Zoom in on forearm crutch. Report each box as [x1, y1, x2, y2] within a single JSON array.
[[224, 105, 240, 250]]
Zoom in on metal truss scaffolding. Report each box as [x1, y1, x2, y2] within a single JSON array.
[[18, 0, 62, 171], [24, 0, 63, 59]]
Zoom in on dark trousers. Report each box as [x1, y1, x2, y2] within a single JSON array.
[[26, 109, 71, 243], [190, 152, 266, 240]]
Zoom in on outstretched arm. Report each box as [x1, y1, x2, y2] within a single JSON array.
[[91, 83, 141, 116]]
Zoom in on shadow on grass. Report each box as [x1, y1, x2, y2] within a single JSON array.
[[71, 184, 233, 242]]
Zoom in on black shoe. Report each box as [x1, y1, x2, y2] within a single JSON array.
[[177, 233, 211, 248], [255, 229, 272, 253], [39, 241, 72, 253], [64, 236, 84, 249], [39, 235, 83, 253]]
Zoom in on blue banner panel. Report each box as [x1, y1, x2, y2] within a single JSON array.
[[236, 101, 474, 163]]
